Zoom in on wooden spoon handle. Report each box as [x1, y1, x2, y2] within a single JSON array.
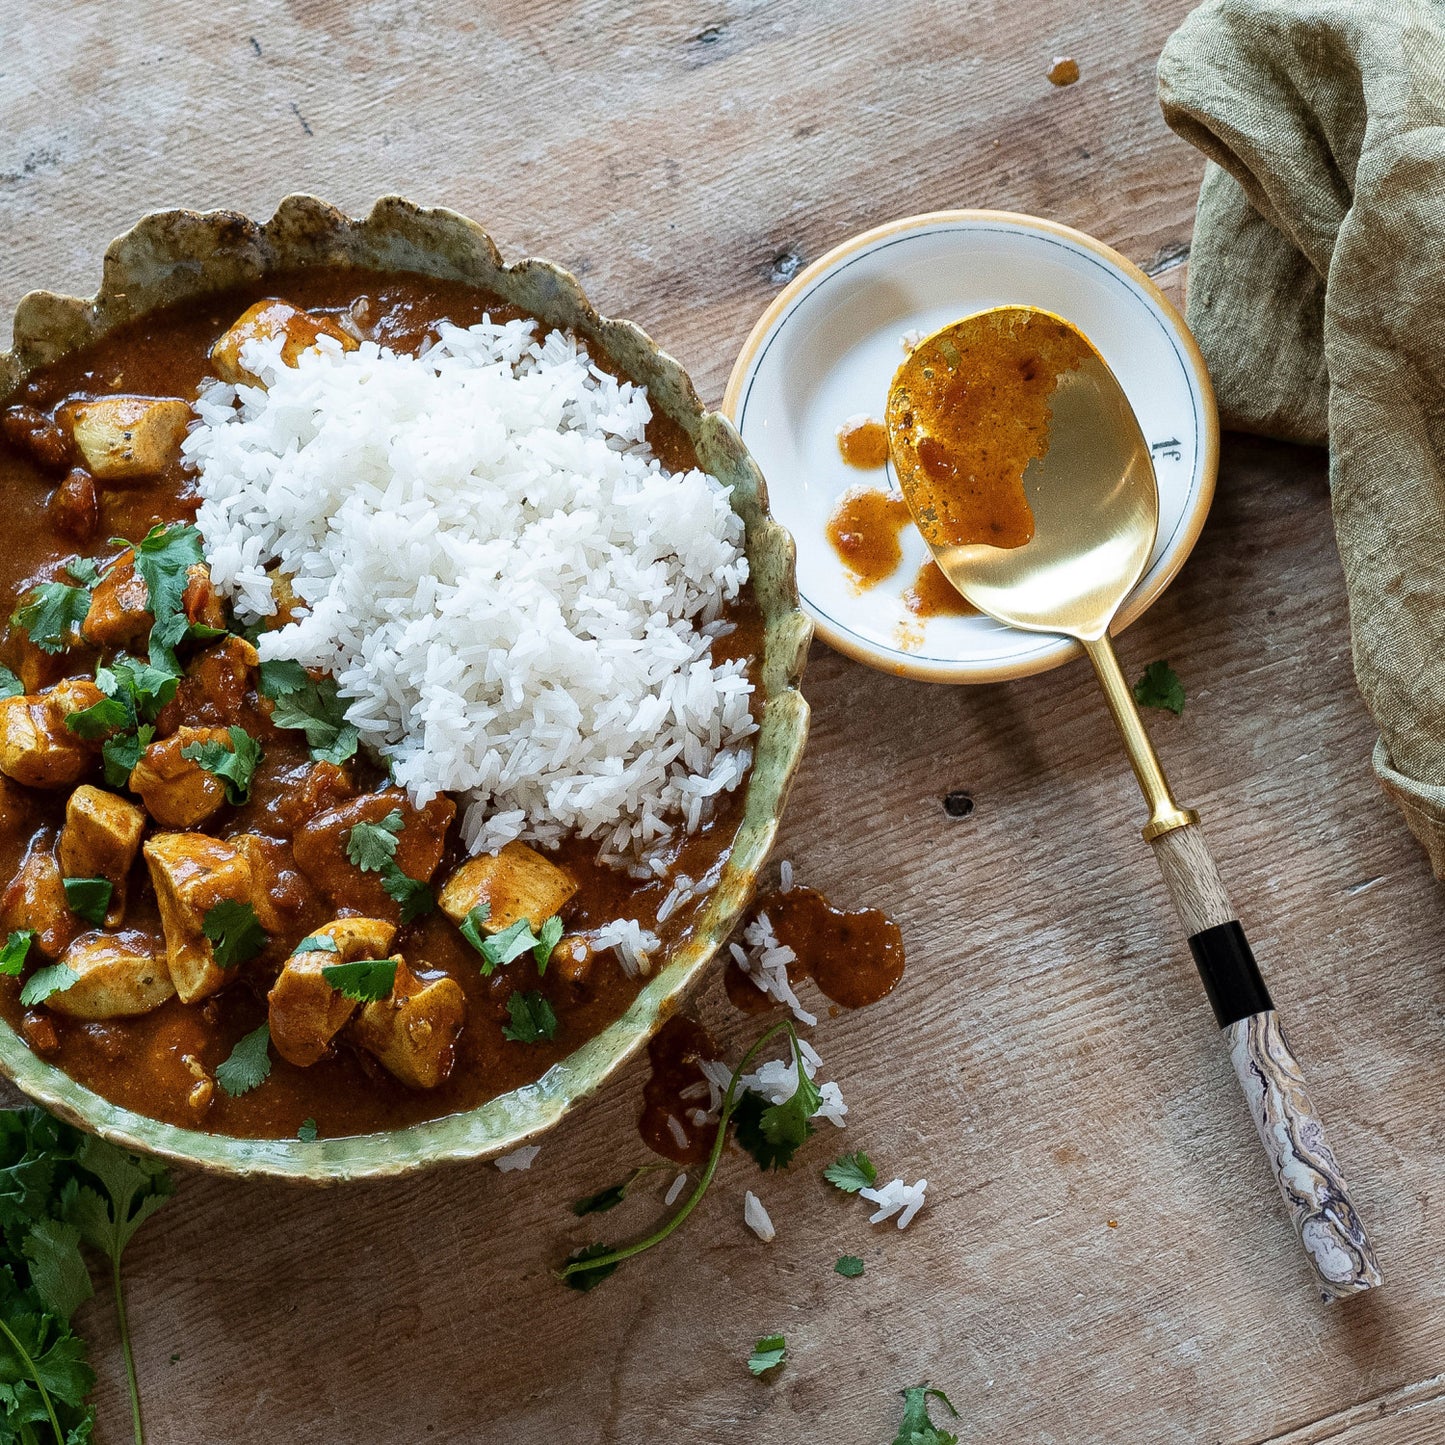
[[1150, 823, 1382, 1300]]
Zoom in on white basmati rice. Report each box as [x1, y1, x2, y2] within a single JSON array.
[[665, 1172, 688, 1206], [730, 911, 816, 1026], [859, 1177, 928, 1228], [704, 1037, 846, 1127], [778, 859, 794, 893], [494, 1144, 541, 1172], [590, 918, 661, 977], [743, 1190, 776, 1242], [185, 316, 756, 860]]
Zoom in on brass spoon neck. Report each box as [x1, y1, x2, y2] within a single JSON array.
[[1082, 636, 1199, 842]]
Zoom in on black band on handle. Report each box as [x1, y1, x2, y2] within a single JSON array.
[[1187, 920, 1273, 1028]]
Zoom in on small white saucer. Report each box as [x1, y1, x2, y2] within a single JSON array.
[[722, 210, 1219, 683]]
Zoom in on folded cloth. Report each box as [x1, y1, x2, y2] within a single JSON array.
[[1158, 0, 1445, 874]]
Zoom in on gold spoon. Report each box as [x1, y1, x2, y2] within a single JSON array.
[[887, 305, 1381, 1300]]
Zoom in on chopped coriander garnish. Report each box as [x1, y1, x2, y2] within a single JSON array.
[[458, 903, 491, 954], [824, 1150, 879, 1195], [570, 1165, 664, 1218], [558, 1019, 814, 1290], [1132, 659, 1185, 716], [320, 958, 397, 1002], [381, 869, 433, 924], [259, 660, 359, 764], [11, 579, 92, 654], [462, 912, 565, 977], [0, 929, 36, 976], [102, 726, 152, 789], [64, 693, 131, 739], [126, 522, 206, 673], [293, 934, 340, 955], [534, 914, 564, 973], [180, 724, 262, 805], [747, 1334, 787, 1377], [19, 964, 80, 1007], [892, 1386, 961, 1445], [732, 1031, 821, 1173], [562, 1243, 618, 1292], [0, 664, 22, 698], [345, 811, 404, 873], [835, 1254, 865, 1278], [297, 1118, 318, 1143], [62, 876, 112, 928], [215, 1022, 272, 1097], [501, 990, 558, 1044], [201, 901, 268, 970], [476, 919, 540, 974]]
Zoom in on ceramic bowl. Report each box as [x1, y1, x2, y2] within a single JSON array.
[[723, 210, 1218, 683], [0, 196, 812, 1180]]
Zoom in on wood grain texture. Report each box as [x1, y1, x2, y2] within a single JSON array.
[[4, 2, 1444, 1443], [1151, 820, 1236, 933]]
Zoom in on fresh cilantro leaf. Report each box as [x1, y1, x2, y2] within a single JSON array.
[[262, 666, 358, 764], [570, 1166, 662, 1218], [562, 1243, 618, 1292], [61, 878, 111, 928], [64, 694, 131, 740], [747, 1334, 787, 1377], [345, 811, 404, 874], [180, 724, 262, 805], [292, 935, 339, 955], [824, 1150, 878, 1195], [834, 1254, 865, 1278], [501, 990, 558, 1044], [476, 919, 542, 976], [734, 1033, 821, 1172], [22, 1218, 94, 1321], [64, 558, 102, 589], [1132, 659, 1185, 716], [127, 523, 204, 673], [19, 965, 80, 1008], [11, 582, 91, 654], [458, 903, 491, 956], [381, 869, 433, 924], [320, 958, 397, 1002], [893, 1386, 960, 1445], [0, 931, 35, 977], [104, 656, 179, 723], [215, 1023, 272, 1097], [534, 914, 564, 973], [0, 665, 22, 699], [102, 726, 151, 790], [201, 901, 268, 970], [297, 1118, 318, 1143]]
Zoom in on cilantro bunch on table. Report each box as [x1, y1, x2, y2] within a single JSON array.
[[0, 1107, 174, 1445]]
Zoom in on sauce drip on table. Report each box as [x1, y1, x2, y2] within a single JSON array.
[[1048, 56, 1081, 86], [825, 487, 912, 587], [885, 309, 1093, 550], [638, 1015, 720, 1165], [835, 415, 890, 470]]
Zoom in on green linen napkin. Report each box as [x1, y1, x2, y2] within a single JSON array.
[[1158, 0, 1445, 873]]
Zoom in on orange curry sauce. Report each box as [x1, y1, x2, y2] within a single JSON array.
[[0, 270, 760, 1140]]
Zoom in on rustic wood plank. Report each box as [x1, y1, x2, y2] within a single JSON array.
[[4, 3, 1439, 1443]]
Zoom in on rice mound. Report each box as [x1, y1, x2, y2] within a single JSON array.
[[185, 317, 756, 862]]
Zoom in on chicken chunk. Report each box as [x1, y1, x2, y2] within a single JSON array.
[[0, 677, 104, 788], [62, 396, 191, 482], [129, 726, 231, 828], [292, 788, 455, 921], [268, 916, 396, 1068], [231, 833, 316, 935], [58, 786, 146, 926], [82, 548, 223, 649], [437, 842, 577, 935], [0, 845, 80, 959], [143, 833, 255, 1002], [209, 300, 359, 387], [49, 469, 99, 544], [350, 959, 465, 1089], [45, 932, 175, 1019], [0, 405, 70, 472]]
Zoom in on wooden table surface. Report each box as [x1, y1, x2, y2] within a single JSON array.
[[5, 2, 1445, 1442]]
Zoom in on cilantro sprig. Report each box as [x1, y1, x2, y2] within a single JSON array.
[[0, 665, 23, 699], [0, 930, 36, 976], [180, 725, 262, 805], [459, 904, 564, 977], [258, 658, 358, 765], [570, 1164, 666, 1218], [557, 1019, 814, 1290], [891, 1385, 961, 1445], [62, 877, 112, 929], [125, 524, 217, 675], [320, 958, 397, 1002], [747, 1334, 787, 1377], [823, 1150, 878, 1194], [201, 901, 268, 970], [20, 966, 80, 1008], [64, 656, 177, 790], [344, 811, 433, 923], [10, 558, 101, 654], [1132, 659, 1185, 716], [215, 1023, 272, 1098], [733, 1040, 822, 1173], [501, 990, 558, 1044]]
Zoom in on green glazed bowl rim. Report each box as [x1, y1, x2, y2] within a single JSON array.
[[0, 195, 812, 1181]]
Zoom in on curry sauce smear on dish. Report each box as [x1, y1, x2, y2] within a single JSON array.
[[0, 271, 760, 1140]]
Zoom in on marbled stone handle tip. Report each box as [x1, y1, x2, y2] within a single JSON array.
[[1228, 1009, 1382, 1301]]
